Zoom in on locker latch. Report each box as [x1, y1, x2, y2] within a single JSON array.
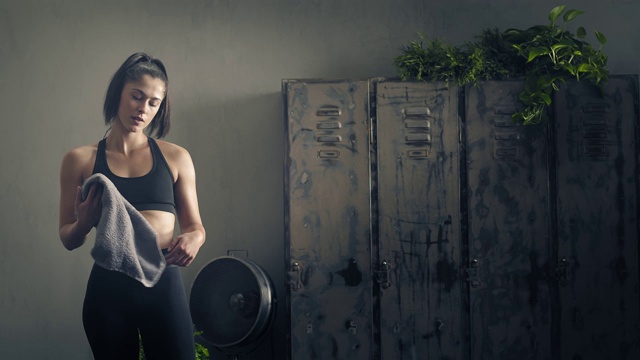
[[466, 258, 480, 287], [289, 262, 304, 291], [346, 320, 358, 335], [376, 261, 391, 289], [555, 257, 571, 287]]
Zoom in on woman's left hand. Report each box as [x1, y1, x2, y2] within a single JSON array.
[[164, 231, 203, 267], [162, 142, 206, 267]]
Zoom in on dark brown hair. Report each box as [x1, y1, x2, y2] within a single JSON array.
[[103, 52, 171, 138]]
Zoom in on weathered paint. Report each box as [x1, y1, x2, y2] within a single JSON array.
[[465, 81, 552, 360], [284, 80, 373, 360], [554, 76, 640, 360], [284, 78, 640, 360], [376, 81, 463, 359]]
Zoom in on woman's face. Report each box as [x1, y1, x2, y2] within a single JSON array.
[[116, 74, 166, 134]]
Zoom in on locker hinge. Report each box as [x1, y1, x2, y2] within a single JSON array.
[[289, 261, 304, 291], [375, 261, 391, 289], [458, 115, 462, 144], [465, 258, 480, 287], [369, 84, 376, 145], [369, 117, 375, 145]]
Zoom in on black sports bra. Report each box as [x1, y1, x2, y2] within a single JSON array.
[[92, 137, 176, 213]]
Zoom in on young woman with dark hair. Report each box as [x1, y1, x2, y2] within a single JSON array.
[[59, 52, 206, 359]]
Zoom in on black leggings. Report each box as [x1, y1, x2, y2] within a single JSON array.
[[83, 263, 195, 360]]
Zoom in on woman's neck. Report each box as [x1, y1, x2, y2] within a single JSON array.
[[105, 128, 148, 155]]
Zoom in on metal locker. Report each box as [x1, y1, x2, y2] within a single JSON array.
[[283, 77, 640, 360], [464, 81, 553, 359], [375, 81, 464, 359], [284, 80, 374, 359], [553, 76, 640, 360]]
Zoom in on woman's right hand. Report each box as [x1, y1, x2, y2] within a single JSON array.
[[74, 183, 103, 232]]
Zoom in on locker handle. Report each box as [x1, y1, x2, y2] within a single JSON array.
[[289, 262, 304, 291], [346, 320, 358, 335], [466, 258, 480, 288], [555, 257, 571, 287], [376, 261, 391, 289]]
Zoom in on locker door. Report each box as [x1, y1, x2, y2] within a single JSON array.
[[465, 81, 552, 359], [376, 81, 464, 359], [284, 80, 373, 360], [553, 76, 640, 359]]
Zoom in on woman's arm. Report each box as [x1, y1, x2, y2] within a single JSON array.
[[165, 144, 206, 267], [59, 147, 102, 250]]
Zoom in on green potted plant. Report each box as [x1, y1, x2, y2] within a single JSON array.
[[394, 4, 608, 125], [138, 330, 210, 360]]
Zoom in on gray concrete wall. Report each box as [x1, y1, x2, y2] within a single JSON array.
[[0, 0, 637, 359]]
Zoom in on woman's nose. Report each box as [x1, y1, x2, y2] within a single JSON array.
[[138, 102, 149, 113]]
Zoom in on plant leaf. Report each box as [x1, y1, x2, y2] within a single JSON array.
[[527, 47, 549, 62], [560, 63, 577, 76], [549, 5, 566, 25], [551, 44, 569, 52], [578, 63, 595, 73], [594, 31, 607, 45], [563, 9, 584, 22], [576, 27, 587, 38]]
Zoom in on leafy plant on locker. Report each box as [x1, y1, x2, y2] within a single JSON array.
[[394, 4, 608, 125]]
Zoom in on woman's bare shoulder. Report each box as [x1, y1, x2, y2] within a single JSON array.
[[61, 143, 100, 180], [63, 143, 99, 163], [154, 139, 195, 181], [155, 139, 191, 161]]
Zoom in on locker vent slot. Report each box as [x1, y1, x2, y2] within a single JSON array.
[[406, 133, 432, 142], [574, 102, 616, 161], [583, 130, 609, 139], [403, 106, 431, 118], [494, 107, 518, 115], [493, 107, 522, 160], [405, 119, 431, 129], [317, 121, 342, 130], [576, 130, 615, 160], [494, 118, 517, 128], [582, 116, 607, 125], [401, 107, 433, 157], [317, 106, 341, 117], [583, 145, 608, 158], [495, 147, 519, 157], [407, 149, 430, 159], [316, 135, 342, 143], [582, 103, 610, 113], [494, 131, 520, 140], [318, 150, 340, 158]]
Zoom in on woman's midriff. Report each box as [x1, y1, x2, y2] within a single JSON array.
[[140, 210, 176, 249]]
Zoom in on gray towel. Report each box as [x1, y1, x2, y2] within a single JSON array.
[[82, 173, 166, 287]]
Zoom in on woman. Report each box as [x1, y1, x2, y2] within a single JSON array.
[[59, 52, 206, 359]]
